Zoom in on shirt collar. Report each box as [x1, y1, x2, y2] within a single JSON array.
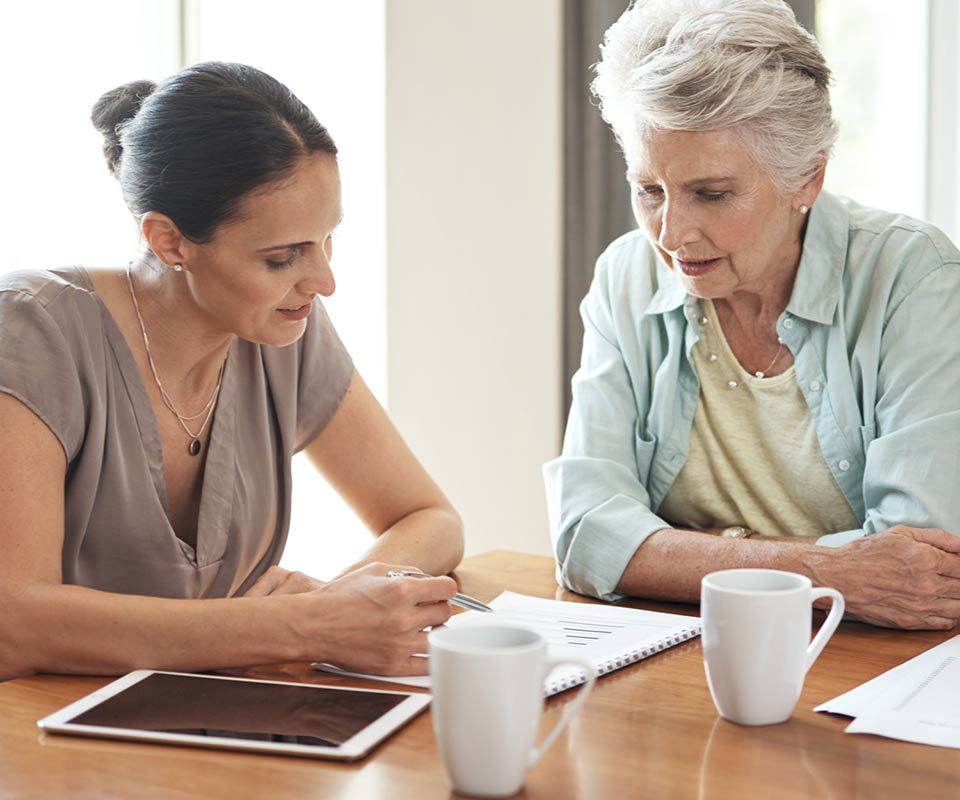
[[641, 190, 849, 324], [785, 190, 848, 325], [643, 256, 687, 315]]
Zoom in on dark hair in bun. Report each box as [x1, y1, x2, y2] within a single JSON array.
[[90, 62, 338, 242], [90, 80, 157, 178]]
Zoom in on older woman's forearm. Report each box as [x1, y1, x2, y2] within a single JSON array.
[[343, 506, 464, 578], [615, 526, 960, 630], [615, 528, 824, 601]]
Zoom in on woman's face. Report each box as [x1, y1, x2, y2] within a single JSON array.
[[181, 152, 342, 347], [624, 128, 802, 300]]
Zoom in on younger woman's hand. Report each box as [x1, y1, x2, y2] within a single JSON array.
[[243, 566, 326, 597], [300, 562, 457, 675]]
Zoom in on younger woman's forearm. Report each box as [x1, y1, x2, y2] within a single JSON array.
[[1, 583, 304, 679], [344, 507, 464, 577]]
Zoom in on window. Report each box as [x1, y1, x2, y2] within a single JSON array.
[[817, 0, 960, 241], [0, 2, 180, 269]]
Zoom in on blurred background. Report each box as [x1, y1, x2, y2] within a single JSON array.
[[1, 0, 957, 579]]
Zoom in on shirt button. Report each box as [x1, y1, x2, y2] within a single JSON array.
[[782, 318, 795, 330], [709, 353, 718, 362], [838, 459, 850, 471], [809, 380, 821, 391], [699, 315, 708, 325]]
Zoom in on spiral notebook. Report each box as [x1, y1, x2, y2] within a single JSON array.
[[314, 591, 701, 696]]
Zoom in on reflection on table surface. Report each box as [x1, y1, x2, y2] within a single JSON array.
[[68, 672, 407, 747], [2, 551, 959, 799]]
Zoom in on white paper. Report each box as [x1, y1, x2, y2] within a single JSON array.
[[313, 591, 700, 694], [844, 654, 960, 748], [814, 635, 960, 717], [478, 591, 700, 690]]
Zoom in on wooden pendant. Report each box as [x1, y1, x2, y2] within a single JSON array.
[[188, 439, 202, 456]]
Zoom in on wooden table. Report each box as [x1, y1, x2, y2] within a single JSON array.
[[2, 551, 958, 799]]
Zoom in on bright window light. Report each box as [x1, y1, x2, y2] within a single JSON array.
[[817, 0, 928, 222], [0, 1, 180, 268], [187, 0, 386, 579]]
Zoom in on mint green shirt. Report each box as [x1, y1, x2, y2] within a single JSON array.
[[544, 191, 960, 601]]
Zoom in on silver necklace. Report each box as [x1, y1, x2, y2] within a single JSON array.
[[753, 336, 784, 379], [699, 302, 785, 387], [125, 265, 225, 456]]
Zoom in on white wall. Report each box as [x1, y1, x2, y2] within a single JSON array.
[[386, 1, 563, 557]]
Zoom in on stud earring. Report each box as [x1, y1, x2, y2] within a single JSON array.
[[171, 263, 184, 272], [799, 205, 809, 215]]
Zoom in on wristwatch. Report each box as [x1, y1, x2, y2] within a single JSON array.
[[720, 526, 755, 539]]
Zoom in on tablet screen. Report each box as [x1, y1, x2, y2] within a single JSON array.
[[67, 672, 408, 749]]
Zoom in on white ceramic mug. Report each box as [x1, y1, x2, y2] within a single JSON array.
[[428, 624, 596, 798], [701, 569, 844, 726]]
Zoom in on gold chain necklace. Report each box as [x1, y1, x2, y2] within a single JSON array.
[[125, 265, 225, 456]]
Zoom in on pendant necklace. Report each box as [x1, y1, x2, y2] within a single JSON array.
[[125, 265, 225, 456]]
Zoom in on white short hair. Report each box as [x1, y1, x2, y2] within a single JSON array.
[[593, 0, 837, 192]]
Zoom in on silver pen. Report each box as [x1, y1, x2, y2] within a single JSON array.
[[385, 569, 494, 613]]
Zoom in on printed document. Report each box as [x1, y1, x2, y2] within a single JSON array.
[[816, 635, 960, 749]]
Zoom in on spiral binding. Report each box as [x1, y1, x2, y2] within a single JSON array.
[[545, 623, 702, 696]]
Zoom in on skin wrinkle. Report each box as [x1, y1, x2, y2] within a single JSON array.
[[626, 127, 803, 307], [624, 127, 813, 375]]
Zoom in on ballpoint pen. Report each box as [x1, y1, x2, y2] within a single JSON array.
[[385, 569, 494, 613]]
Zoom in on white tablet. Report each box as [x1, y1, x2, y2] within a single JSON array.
[[37, 670, 431, 761]]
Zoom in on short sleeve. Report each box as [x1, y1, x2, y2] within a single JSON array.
[[0, 286, 86, 460], [293, 300, 354, 451]]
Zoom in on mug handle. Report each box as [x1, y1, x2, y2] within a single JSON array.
[[804, 587, 845, 674], [528, 658, 596, 767]]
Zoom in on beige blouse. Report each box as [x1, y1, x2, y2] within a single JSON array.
[[657, 298, 859, 536], [0, 267, 353, 599]]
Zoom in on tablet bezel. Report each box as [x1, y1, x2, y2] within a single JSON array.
[[37, 669, 432, 761]]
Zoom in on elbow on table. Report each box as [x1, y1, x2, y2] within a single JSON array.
[[444, 508, 466, 573], [0, 605, 39, 681], [551, 534, 623, 603], [0, 582, 72, 680]]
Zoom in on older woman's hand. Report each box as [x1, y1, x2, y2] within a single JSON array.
[[808, 527, 960, 630], [243, 566, 326, 596], [297, 562, 456, 675]]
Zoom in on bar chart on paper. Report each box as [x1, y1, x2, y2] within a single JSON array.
[[497, 608, 634, 647], [455, 592, 702, 694]]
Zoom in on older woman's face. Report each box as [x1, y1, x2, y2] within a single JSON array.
[[625, 128, 799, 300]]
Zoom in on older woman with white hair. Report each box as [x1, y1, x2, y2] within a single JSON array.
[[545, 0, 960, 630]]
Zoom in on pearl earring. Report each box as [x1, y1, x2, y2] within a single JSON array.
[[799, 205, 809, 215]]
